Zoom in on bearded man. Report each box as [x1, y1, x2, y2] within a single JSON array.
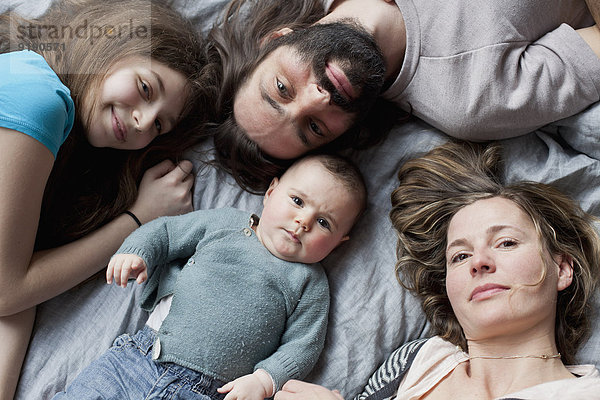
[[205, 0, 600, 191]]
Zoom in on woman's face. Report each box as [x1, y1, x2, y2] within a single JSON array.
[[444, 197, 573, 341], [82, 56, 188, 150]]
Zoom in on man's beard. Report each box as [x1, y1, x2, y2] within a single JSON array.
[[269, 21, 385, 118]]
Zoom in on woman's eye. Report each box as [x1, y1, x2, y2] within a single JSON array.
[[451, 253, 469, 263], [309, 121, 323, 136], [154, 119, 162, 133], [292, 196, 303, 206], [499, 239, 517, 248], [317, 218, 330, 230]]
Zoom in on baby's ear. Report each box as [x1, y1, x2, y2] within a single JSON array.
[[260, 27, 293, 46], [336, 235, 350, 247], [263, 177, 279, 206], [556, 254, 574, 291]]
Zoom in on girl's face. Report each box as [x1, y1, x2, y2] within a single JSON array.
[[444, 197, 573, 342], [82, 56, 188, 150]]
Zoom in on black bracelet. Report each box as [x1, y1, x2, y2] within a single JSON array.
[[124, 211, 142, 227]]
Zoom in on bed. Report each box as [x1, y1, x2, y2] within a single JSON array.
[[8, 0, 600, 398]]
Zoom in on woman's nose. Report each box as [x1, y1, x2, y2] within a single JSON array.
[[470, 251, 496, 276]]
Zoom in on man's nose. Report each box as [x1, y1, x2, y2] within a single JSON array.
[[300, 83, 331, 111], [287, 83, 331, 121], [310, 83, 331, 105]]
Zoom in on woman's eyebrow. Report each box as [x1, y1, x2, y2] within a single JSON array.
[[446, 238, 468, 252], [446, 224, 525, 251]]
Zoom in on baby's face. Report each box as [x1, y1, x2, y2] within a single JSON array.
[[256, 159, 361, 264]]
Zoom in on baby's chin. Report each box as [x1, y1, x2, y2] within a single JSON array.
[[279, 252, 323, 265], [260, 234, 322, 264], [266, 246, 311, 264], [269, 249, 303, 264]]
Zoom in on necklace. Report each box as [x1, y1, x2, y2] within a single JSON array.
[[468, 353, 561, 360]]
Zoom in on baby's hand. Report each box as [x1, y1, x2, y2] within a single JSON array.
[[106, 254, 147, 288], [217, 370, 274, 400]]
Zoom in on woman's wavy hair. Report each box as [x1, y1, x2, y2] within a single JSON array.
[[390, 141, 600, 364], [1, 0, 212, 249], [203, 0, 403, 193]]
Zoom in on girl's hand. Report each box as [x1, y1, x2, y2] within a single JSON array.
[[129, 159, 194, 224], [274, 380, 344, 400], [106, 254, 148, 287]]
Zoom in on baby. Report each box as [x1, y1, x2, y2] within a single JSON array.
[[54, 154, 367, 400]]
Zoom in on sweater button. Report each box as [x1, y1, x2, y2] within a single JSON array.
[[243, 228, 252, 237], [152, 338, 161, 360]]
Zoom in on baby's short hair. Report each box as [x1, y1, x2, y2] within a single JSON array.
[[289, 154, 368, 218]]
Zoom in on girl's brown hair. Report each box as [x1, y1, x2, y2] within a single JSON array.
[[390, 141, 600, 364], [1, 0, 212, 249]]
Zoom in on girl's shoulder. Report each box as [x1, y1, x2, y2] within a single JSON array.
[[0, 50, 75, 156], [1, 50, 72, 101], [1, 50, 59, 82]]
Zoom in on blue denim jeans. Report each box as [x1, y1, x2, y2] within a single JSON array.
[[52, 326, 226, 400]]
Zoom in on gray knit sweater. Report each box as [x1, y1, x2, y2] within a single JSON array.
[[116, 207, 330, 390]]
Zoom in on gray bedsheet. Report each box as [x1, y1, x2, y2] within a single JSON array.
[[9, 1, 600, 398]]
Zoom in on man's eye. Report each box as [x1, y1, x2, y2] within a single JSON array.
[[309, 121, 323, 136], [317, 218, 330, 230], [277, 79, 287, 94], [292, 196, 303, 206]]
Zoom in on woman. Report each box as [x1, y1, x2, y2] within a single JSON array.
[[274, 142, 600, 399], [0, 0, 213, 397]]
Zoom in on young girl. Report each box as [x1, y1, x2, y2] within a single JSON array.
[[0, 0, 212, 397]]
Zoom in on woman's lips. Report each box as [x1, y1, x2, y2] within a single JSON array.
[[111, 107, 126, 142], [470, 283, 509, 301], [325, 62, 355, 101]]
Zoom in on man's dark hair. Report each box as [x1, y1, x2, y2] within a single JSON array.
[[204, 0, 406, 193]]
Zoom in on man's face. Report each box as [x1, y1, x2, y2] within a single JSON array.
[[234, 22, 385, 159]]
